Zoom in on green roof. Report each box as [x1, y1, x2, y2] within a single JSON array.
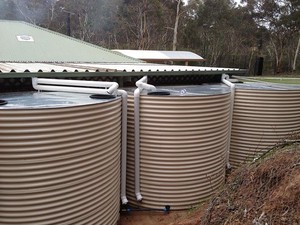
[[0, 20, 141, 63]]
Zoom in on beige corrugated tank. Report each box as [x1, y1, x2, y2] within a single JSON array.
[[127, 86, 231, 210], [0, 93, 121, 225], [230, 84, 300, 168]]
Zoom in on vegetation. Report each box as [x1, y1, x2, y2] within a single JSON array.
[[237, 76, 300, 84], [201, 142, 300, 225], [251, 78, 300, 84], [0, 0, 299, 74]]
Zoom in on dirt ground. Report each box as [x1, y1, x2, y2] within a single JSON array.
[[119, 140, 300, 225], [118, 208, 203, 225]]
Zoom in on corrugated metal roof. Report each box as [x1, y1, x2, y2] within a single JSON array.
[[0, 20, 140, 63], [113, 50, 205, 62], [0, 20, 246, 77], [0, 62, 243, 74]]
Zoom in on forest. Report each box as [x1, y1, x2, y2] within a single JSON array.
[[0, 0, 299, 74]]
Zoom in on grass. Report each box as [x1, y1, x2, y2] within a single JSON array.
[[237, 76, 300, 84], [250, 77, 300, 84]]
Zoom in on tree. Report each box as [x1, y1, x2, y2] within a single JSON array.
[[172, 0, 182, 50], [0, 0, 298, 73], [183, 0, 258, 68], [293, 35, 300, 71], [115, 0, 179, 50], [11, 0, 59, 26], [54, 0, 122, 44], [0, 0, 21, 21], [242, 0, 300, 73]]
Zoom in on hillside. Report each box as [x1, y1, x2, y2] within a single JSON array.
[[201, 141, 300, 225]]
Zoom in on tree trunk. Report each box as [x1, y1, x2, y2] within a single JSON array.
[[271, 38, 279, 73], [293, 34, 300, 71], [172, 0, 181, 51], [248, 48, 254, 71]]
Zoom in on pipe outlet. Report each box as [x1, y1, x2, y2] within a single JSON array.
[[136, 193, 143, 202]]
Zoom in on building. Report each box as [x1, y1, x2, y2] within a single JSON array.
[[0, 20, 246, 91]]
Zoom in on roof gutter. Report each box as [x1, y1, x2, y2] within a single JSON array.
[[0, 69, 248, 79]]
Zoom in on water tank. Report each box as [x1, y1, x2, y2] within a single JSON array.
[[127, 85, 231, 209], [0, 91, 121, 225], [230, 83, 300, 167]]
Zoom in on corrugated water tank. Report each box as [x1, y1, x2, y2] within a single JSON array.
[[230, 83, 300, 167], [0, 91, 121, 225], [127, 85, 231, 209]]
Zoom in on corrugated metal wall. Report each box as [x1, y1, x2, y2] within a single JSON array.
[[127, 93, 231, 209], [0, 99, 121, 225], [230, 89, 300, 167]]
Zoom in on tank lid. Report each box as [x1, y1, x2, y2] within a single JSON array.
[[142, 84, 230, 96], [0, 91, 119, 109], [235, 82, 300, 90]]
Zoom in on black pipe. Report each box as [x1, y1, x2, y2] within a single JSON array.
[[121, 205, 171, 214]]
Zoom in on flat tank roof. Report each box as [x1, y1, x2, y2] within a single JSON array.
[[0, 91, 117, 109], [126, 84, 230, 96], [235, 82, 300, 90]]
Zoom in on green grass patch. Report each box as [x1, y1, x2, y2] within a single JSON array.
[[239, 77, 300, 84]]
